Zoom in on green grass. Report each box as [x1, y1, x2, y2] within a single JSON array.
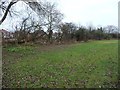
[[3, 40, 118, 88]]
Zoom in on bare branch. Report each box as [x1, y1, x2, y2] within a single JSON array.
[[0, 0, 18, 25]]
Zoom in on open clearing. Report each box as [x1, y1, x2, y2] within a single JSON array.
[[2, 40, 118, 88]]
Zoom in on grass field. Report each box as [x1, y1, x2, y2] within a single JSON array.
[[2, 40, 118, 88]]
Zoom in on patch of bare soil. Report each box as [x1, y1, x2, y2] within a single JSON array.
[[34, 42, 77, 52]]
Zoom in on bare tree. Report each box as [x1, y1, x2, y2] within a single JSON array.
[[43, 2, 63, 43], [0, 0, 47, 25], [14, 15, 31, 44], [104, 25, 118, 33]]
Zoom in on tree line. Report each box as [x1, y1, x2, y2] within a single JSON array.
[[2, 22, 119, 45]]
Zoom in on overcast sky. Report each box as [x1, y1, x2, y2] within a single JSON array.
[[0, 0, 119, 31], [57, 0, 119, 26]]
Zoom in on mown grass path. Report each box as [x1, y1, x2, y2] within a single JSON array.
[[3, 40, 118, 88]]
